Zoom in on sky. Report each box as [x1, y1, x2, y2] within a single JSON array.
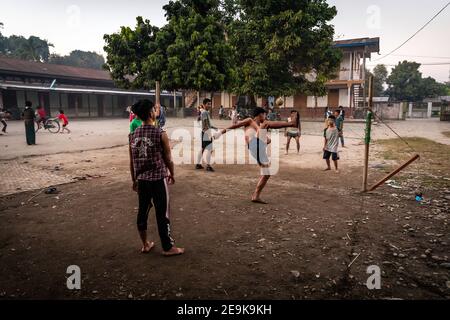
[[1, 0, 449, 82]]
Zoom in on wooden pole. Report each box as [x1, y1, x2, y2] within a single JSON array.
[[362, 75, 374, 192], [173, 90, 177, 109], [155, 81, 161, 106], [368, 154, 420, 192]]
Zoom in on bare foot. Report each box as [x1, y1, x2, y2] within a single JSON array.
[[323, 168, 331, 171], [335, 170, 340, 174], [141, 241, 155, 254], [251, 198, 268, 204], [163, 246, 185, 257]]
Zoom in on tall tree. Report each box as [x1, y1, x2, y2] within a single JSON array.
[[372, 64, 388, 96], [223, 0, 341, 102], [1, 35, 53, 62], [161, 0, 234, 92], [386, 61, 446, 101], [49, 50, 105, 70], [104, 17, 162, 90]]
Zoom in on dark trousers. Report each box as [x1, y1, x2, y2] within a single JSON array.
[[25, 120, 36, 145], [137, 179, 174, 251], [1, 120, 6, 133]]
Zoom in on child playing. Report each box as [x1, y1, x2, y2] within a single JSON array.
[[323, 115, 340, 173], [58, 110, 71, 134], [0, 109, 11, 134], [129, 99, 184, 256]]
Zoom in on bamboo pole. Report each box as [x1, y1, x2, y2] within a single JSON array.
[[368, 154, 420, 192], [362, 75, 374, 192]]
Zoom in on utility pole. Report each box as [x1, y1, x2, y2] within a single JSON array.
[[362, 75, 374, 192]]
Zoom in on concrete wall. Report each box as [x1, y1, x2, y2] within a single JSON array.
[[373, 102, 405, 120]]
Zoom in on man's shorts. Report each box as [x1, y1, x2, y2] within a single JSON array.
[[248, 137, 270, 166], [201, 131, 213, 150], [287, 131, 300, 138], [323, 150, 339, 161]]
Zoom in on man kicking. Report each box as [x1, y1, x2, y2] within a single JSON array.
[[216, 107, 298, 204]]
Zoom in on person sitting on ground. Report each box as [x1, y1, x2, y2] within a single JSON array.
[[129, 99, 184, 256]]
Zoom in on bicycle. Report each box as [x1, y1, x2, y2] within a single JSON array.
[[35, 118, 61, 134]]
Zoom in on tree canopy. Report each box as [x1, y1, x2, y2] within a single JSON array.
[[49, 50, 105, 70], [104, 0, 234, 92], [0, 34, 53, 62], [0, 23, 105, 69], [103, 0, 341, 100], [372, 64, 388, 97], [224, 0, 342, 98], [386, 61, 447, 101]]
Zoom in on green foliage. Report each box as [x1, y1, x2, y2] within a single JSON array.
[[0, 33, 53, 62], [161, 0, 234, 91], [104, 0, 340, 98], [386, 61, 447, 101], [224, 0, 342, 98], [49, 50, 105, 70], [104, 1, 233, 92], [104, 17, 161, 90], [372, 64, 388, 96]]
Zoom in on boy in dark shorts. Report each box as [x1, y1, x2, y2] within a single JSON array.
[[129, 99, 184, 257], [323, 115, 340, 173]]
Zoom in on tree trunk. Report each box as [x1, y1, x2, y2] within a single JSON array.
[[155, 81, 161, 106]]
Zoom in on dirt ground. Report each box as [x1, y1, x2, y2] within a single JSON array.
[[0, 118, 449, 300]]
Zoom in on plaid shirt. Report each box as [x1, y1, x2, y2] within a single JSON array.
[[130, 125, 167, 181]]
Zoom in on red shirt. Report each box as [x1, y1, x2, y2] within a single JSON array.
[[37, 109, 46, 118], [58, 114, 69, 125]]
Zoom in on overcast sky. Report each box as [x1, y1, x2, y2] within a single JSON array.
[[1, 0, 449, 82]]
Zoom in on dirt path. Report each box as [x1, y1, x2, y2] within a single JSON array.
[[0, 149, 448, 299]]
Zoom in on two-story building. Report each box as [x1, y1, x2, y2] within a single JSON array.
[[210, 37, 380, 119]]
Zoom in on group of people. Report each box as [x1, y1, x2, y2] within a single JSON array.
[[0, 101, 70, 145], [128, 98, 348, 256], [129, 98, 301, 255]]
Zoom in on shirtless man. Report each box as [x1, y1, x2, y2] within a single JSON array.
[[216, 107, 298, 204]]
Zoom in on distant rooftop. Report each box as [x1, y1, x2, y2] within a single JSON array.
[[0, 55, 111, 82], [333, 37, 380, 54]]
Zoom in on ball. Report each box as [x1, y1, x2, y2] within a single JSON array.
[[275, 97, 284, 107]]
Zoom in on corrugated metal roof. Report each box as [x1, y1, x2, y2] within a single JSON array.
[[0, 55, 111, 81]]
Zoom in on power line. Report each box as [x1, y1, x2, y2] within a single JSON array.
[[368, 62, 450, 66], [389, 54, 450, 60], [374, 2, 450, 62]]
